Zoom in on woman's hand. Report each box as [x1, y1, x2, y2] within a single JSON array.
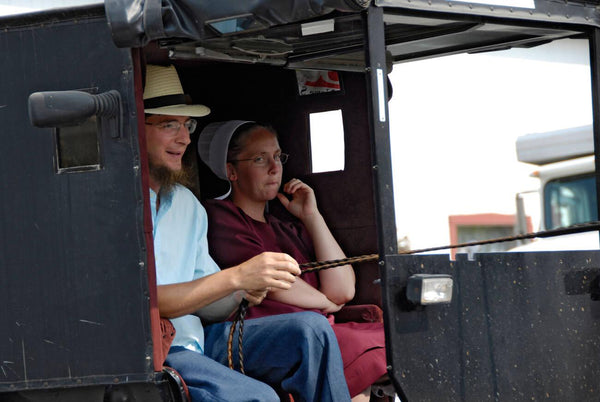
[[276, 178, 319, 220]]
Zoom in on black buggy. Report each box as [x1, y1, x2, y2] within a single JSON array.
[[2, 1, 600, 401]]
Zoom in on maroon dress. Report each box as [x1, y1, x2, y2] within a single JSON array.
[[204, 199, 387, 397]]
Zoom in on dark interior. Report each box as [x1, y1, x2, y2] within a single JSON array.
[[142, 54, 384, 306]]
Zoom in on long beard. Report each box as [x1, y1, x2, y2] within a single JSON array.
[[148, 160, 191, 193]]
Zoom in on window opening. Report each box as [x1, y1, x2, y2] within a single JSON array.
[[55, 116, 101, 173], [545, 174, 597, 230], [309, 109, 345, 173]]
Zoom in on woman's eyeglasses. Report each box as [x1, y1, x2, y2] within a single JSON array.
[[229, 153, 289, 167]]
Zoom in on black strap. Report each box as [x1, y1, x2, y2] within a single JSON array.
[[144, 94, 187, 109]]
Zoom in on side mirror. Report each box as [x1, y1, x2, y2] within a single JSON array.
[[28, 90, 122, 138]]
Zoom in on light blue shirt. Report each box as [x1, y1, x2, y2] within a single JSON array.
[[150, 185, 221, 353]]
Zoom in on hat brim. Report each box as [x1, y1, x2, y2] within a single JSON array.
[[145, 104, 211, 117]]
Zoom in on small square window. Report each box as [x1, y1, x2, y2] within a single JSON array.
[[309, 110, 345, 173], [55, 116, 101, 173]]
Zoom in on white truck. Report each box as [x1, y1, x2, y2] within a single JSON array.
[[512, 125, 599, 251]]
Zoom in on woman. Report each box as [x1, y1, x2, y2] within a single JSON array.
[[198, 120, 392, 401]]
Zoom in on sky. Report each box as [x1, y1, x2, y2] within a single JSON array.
[[388, 38, 592, 250], [0, 0, 100, 15]]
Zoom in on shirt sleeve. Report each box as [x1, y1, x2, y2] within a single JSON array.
[[193, 203, 221, 279]]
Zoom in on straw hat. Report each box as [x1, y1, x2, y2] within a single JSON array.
[[197, 120, 254, 198], [144, 65, 211, 117]]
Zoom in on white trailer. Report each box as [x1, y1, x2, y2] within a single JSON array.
[[512, 125, 598, 251]]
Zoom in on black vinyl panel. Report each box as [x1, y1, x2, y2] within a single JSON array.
[[383, 251, 600, 401], [0, 14, 151, 391]]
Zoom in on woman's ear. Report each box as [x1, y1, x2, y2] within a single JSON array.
[[226, 162, 237, 181]]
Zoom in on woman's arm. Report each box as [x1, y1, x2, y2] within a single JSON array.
[[268, 276, 344, 313], [277, 179, 356, 305]]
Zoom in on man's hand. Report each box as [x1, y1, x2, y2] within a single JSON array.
[[244, 289, 269, 306], [234, 251, 300, 291]]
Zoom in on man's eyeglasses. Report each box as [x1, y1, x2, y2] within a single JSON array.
[[229, 153, 289, 167], [145, 119, 197, 135]]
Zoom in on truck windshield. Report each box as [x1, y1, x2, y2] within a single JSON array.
[[544, 173, 598, 230]]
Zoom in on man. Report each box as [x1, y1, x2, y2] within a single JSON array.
[[143, 64, 351, 401]]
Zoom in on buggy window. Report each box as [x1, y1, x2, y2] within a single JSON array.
[[309, 109, 345, 173]]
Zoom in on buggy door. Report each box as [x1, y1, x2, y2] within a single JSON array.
[[0, 6, 153, 394]]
